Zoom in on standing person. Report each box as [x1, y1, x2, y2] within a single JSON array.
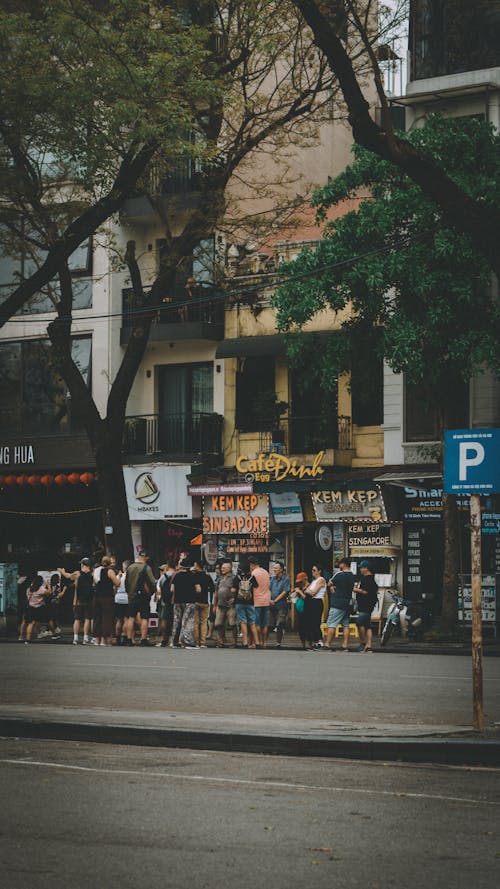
[[93, 555, 120, 646], [325, 557, 356, 652], [125, 551, 157, 647], [114, 560, 129, 645], [156, 562, 176, 648], [249, 557, 271, 649], [303, 565, 326, 650], [206, 563, 221, 641], [213, 562, 238, 648], [170, 558, 200, 649], [291, 571, 309, 650], [355, 560, 379, 653], [60, 558, 94, 645], [192, 560, 214, 648], [44, 573, 67, 640], [269, 561, 291, 648], [17, 571, 30, 642], [24, 575, 47, 644], [234, 564, 258, 649]]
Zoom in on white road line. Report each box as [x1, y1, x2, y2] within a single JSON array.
[[1, 758, 498, 806]]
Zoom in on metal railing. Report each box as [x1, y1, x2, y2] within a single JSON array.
[[123, 412, 223, 457], [257, 414, 352, 455], [121, 288, 224, 328]]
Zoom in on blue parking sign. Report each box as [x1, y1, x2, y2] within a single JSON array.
[[444, 428, 500, 494]]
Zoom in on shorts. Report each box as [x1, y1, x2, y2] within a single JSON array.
[[268, 606, 288, 630], [215, 605, 237, 628], [74, 603, 92, 621], [114, 603, 128, 619], [326, 606, 350, 629], [26, 605, 47, 624], [235, 603, 256, 625], [254, 605, 269, 628], [356, 611, 374, 630], [129, 595, 150, 620]]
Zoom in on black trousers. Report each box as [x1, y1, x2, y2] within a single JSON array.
[[305, 597, 323, 644]]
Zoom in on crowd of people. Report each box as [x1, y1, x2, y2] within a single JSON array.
[[17, 552, 380, 652]]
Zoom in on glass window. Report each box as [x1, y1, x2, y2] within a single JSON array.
[[236, 357, 276, 432]]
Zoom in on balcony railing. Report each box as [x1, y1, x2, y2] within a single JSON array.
[[257, 415, 352, 455], [121, 288, 224, 328], [123, 412, 223, 458]]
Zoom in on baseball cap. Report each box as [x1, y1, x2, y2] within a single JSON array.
[[359, 559, 373, 570], [80, 557, 90, 567], [295, 571, 307, 582]]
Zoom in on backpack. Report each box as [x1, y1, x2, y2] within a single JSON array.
[[238, 576, 253, 603], [136, 564, 153, 597]]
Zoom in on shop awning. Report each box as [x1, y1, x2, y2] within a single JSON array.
[[374, 471, 442, 487], [215, 330, 339, 359], [350, 545, 401, 558]]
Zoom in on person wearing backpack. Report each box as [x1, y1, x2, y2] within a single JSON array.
[[235, 564, 259, 649], [125, 551, 157, 646], [93, 555, 120, 646]]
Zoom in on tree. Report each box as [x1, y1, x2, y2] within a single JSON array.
[[0, 1, 338, 559], [290, 1, 500, 279], [273, 115, 500, 629]]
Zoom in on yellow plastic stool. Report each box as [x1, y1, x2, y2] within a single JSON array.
[[336, 623, 359, 639]]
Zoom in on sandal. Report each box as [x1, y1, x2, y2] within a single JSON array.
[[364, 647, 373, 653]]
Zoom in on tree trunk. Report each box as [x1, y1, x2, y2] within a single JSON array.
[[93, 429, 134, 564]]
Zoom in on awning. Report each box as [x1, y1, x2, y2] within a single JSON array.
[[350, 545, 401, 558], [215, 330, 339, 359], [374, 471, 442, 488]]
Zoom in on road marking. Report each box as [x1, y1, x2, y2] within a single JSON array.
[[1, 758, 498, 806]]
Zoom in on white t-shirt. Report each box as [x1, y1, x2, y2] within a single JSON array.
[[308, 576, 326, 600], [115, 572, 128, 605]]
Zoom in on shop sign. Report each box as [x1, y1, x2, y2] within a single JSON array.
[[124, 465, 192, 520], [402, 486, 485, 521], [459, 575, 497, 623], [312, 484, 386, 522], [225, 536, 270, 554], [202, 493, 269, 535], [0, 445, 35, 467], [236, 450, 325, 483], [347, 523, 391, 548], [269, 491, 303, 524], [188, 483, 253, 496]]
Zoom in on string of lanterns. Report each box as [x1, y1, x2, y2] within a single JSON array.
[[0, 471, 95, 488]]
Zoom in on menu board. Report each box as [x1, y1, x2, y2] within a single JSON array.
[[404, 526, 423, 597]]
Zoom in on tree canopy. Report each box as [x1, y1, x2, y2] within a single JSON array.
[[273, 115, 500, 406]]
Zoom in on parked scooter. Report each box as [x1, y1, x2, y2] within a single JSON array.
[[380, 591, 423, 647]]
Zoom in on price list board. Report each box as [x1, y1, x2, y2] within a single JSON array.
[[404, 526, 423, 597]]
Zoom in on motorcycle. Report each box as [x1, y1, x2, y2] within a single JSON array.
[[380, 591, 423, 647]]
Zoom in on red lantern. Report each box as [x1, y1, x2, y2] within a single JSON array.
[[54, 474, 68, 486], [40, 474, 54, 487], [28, 475, 40, 487], [5, 474, 17, 487], [16, 474, 29, 487], [67, 472, 80, 485], [80, 472, 94, 486]]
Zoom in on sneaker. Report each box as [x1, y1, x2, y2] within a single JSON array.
[[90, 637, 98, 645], [184, 644, 200, 649], [37, 629, 52, 639], [55, 626, 62, 635], [357, 644, 366, 653], [82, 639, 90, 645], [200, 644, 207, 649], [51, 634, 61, 640], [314, 641, 324, 649], [276, 643, 281, 649], [18, 636, 25, 642], [72, 639, 78, 645]]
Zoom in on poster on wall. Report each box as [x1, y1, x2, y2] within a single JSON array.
[[124, 465, 192, 521], [270, 491, 303, 524]]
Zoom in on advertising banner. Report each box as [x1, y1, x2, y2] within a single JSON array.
[[124, 465, 192, 520], [202, 493, 269, 535]]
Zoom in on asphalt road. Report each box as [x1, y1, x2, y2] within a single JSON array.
[[1, 643, 499, 730], [0, 737, 499, 889]]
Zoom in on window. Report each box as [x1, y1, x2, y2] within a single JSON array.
[[158, 362, 215, 453], [0, 225, 92, 315], [290, 368, 338, 451], [236, 357, 276, 432], [351, 355, 383, 426], [0, 336, 91, 436], [405, 379, 469, 443]]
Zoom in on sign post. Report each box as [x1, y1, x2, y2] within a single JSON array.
[[444, 428, 500, 732]]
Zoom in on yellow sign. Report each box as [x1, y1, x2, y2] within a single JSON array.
[[236, 451, 325, 483]]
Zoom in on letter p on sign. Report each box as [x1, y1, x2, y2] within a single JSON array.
[[459, 442, 485, 481]]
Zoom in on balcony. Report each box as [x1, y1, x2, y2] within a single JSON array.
[[256, 415, 352, 455], [120, 288, 224, 344], [123, 412, 223, 462]]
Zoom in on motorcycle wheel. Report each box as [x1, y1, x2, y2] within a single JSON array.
[[380, 619, 394, 647]]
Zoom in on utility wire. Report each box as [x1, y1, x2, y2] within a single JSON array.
[[0, 230, 429, 325]]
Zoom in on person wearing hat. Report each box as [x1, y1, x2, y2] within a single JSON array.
[[291, 571, 309, 650], [355, 560, 379, 653], [59, 558, 94, 645]]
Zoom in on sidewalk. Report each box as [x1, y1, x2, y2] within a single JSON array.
[[0, 641, 499, 767]]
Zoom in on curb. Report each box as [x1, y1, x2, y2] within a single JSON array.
[[1, 717, 499, 767]]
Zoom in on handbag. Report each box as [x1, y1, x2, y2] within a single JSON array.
[[295, 597, 304, 613]]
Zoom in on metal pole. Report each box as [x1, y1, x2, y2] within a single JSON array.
[[469, 494, 484, 731]]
